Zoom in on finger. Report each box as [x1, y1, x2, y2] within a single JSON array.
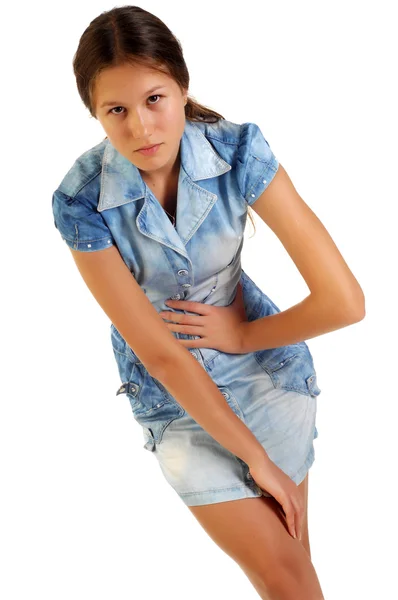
[[295, 512, 301, 541], [163, 322, 205, 336], [292, 495, 304, 541], [160, 313, 206, 327], [282, 500, 296, 539], [298, 501, 304, 541], [177, 337, 211, 349], [165, 300, 211, 315], [180, 339, 205, 348]]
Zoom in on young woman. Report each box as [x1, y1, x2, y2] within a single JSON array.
[[52, 6, 365, 599]]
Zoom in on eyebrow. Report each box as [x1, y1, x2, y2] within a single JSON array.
[[99, 86, 167, 109]]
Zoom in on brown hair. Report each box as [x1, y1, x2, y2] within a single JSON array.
[[72, 5, 256, 236]]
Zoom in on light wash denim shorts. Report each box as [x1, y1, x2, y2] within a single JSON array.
[[114, 333, 320, 507]]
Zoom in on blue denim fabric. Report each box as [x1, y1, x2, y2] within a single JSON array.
[[52, 118, 321, 506]]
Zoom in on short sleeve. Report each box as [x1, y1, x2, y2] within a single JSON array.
[[236, 122, 280, 206], [52, 189, 115, 252]]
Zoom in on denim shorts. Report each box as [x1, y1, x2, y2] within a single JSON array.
[[114, 333, 320, 507]]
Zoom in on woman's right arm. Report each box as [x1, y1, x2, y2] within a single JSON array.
[[69, 245, 267, 467]]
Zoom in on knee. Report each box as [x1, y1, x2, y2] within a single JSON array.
[[265, 564, 303, 599], [254, 551, 318, 600]]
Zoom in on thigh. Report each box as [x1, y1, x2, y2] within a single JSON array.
[[187, 473, 310, 581]]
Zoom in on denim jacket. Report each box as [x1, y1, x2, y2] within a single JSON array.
[[52, 118, 321, 404]]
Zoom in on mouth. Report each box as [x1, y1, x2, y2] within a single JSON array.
[[137, 143, 160, 150], [136, 143, 162, 156]]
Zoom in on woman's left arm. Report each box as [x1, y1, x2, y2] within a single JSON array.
[[234, 162, 365, 352]]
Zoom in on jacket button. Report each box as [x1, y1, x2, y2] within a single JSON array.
[[182, 283, 191, 288], [170, 294, 181, 300], [177, 269, 188, 275]]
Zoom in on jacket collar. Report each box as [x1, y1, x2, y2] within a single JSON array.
[[97, 119, 232, 254]]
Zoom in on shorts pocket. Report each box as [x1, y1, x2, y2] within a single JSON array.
[[218, 386, 246, 422], [255, 346, 322, 398], [111, 322, 143, 366], [116, 366, 185, 451]]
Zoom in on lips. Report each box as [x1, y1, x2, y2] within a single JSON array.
[[136, 143, 162, 157], [137, 144, 158, 150]]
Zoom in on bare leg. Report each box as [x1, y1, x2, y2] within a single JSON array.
[[187, 473, 324, 599]]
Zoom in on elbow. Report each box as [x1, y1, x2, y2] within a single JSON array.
[[145, 350, 184, 381], [352, 298, 366, 322], [314, 284, 366, 324], [147, 346, 195, 383], [347, 304, 366, 323], [142, 355, 169, 379], [342, 286, 366, 323], [139, 338, 190, 380]]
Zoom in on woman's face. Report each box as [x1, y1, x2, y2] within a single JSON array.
[[93, 62, 188, 179]]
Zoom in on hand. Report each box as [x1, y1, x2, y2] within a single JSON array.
[[249, 456, 304, 540], [158, 281, 248, 354]]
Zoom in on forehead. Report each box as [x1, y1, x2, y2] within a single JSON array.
[[94, 64, 174, 106], [99, 62, 170, 86]]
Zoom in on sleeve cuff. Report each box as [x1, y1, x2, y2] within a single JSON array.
[[60, 234, 115, 252], [245, 153, 279, 206]]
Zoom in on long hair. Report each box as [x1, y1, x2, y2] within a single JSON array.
[[72, 5, 256, 236]]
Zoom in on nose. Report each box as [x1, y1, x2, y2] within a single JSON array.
[[127, 112, 153, 141]]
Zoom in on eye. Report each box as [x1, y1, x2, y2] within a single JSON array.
[[148, 94, 162, 105], [109, 95, 163, 115], [109, 106, 125, 115]]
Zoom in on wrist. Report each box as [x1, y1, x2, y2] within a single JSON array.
[[246, 447, 270, 469], [238, 321, 250, 354]]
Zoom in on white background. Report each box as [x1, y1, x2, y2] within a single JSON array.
[[1, 1, 396, 598]]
